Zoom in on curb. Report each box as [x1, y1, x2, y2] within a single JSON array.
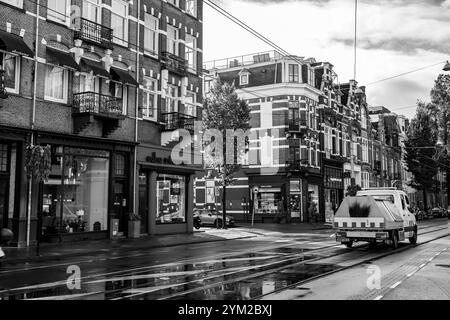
[[1, 234, 257, 265]]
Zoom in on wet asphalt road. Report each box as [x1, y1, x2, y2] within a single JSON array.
[[0, 219, 448, 300]]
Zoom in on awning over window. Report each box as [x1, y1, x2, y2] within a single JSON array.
[[80, 58, 110, 78], [0, 30, 34, 57], [46, 47, 80, 71], [110, 67, 139, 86]]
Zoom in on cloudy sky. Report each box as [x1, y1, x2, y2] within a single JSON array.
[[203, 0, 450, 119]]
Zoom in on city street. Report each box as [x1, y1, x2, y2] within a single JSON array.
[[0, 219, 448, 300]]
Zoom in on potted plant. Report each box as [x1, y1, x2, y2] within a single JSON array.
[[128, 213, 141, 239]]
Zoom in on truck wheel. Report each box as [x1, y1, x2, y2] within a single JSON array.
[[409, 228, 418, 245], [345, 241, 353, 248], [391, 231, 399, 249]]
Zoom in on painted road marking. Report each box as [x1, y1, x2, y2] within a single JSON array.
[[390, 281, 402, 289], [419, 263, 426, 269], [374, 295, 383, 300]]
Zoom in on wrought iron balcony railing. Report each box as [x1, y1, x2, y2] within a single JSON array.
[[74, 18, 113, 49], [73, 92, 123, 116], [161, 51, 187, 76], [288, 120, 308, 132], [161, 112, 196, 131]]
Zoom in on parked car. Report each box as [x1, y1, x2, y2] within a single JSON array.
[[414, 208, 425, 221], [193, 209, 235, 228], [431, 207, 446, 218]]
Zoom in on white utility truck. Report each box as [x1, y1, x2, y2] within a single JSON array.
[[334, 188, 418, 248]]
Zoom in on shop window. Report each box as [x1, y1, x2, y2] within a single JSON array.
[[41, 147, 110, 237], [156, 174, 186, 224]]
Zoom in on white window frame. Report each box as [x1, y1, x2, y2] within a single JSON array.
[[166, 84, 178, 113], [44, 64, 68, 104], [288, 64, 299, 83], [82, 0, 102, 24], [240, 74, 249, 86], [111, 0, 129, 46], [78, 73, 100, 93], [47, 0, 70, 26], [185, 34, 197, 73], [1, 52, 20, 95], [109, 80, 128, 115], [1, 0, 23, 8], [142, 77, 158, 121], [166, 25, 179, 55], [185, 0, 197, 17], [144, 13, 159, 56], [185, 90, 196, 117]]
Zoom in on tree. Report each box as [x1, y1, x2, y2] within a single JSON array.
[[404, 102, 438, 210], [430, 74, 450, 206], [202, 80, 251, 229]]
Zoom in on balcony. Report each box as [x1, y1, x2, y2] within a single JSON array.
[[74, 18, 113, 49], [72, 92, 125, 137], [203, 50, 284, 71], [161, 112, 196, 132], [161, 52, 188, 76]]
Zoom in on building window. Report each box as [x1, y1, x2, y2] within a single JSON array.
[[114, 154, 126, 176], [111, 0, 128, 45], [165, 85, 178, 113], [167, 0, 179, 7], [79, 73, 99, 93], [1, 0, 23, 8], [167, 25, 179, 55], [185, 91, 196, 117], [144, 14, 159, 55], [156, 174, 186, 225], [308, 68, 315, 87], [240, 74, 249, 86], [288, 64, 299, 83], [109, 81, 127, 115], [47, 0, 68, 24], [142, 77, 158, 119], [185, 34, 197, 72], [185, 0, 197, 17], [82, 0, 102, 23], [45, 65, 67, 103], [1, 52, 19, 94]]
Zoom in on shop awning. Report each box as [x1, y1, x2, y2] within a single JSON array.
[[46, 47, 80, 71], [80, 58, 110, 78], [0, 30, 34, 57], [110, 67, 139, 86]]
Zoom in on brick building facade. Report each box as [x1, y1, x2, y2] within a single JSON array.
[[0, 0, 203, 246]]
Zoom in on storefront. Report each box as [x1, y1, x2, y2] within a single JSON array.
[[323, 165, 344, 223], [36, 135, 134, 243], [138, 146, 199, 235]]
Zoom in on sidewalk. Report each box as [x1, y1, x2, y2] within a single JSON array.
[[0, 222, 332, 265]]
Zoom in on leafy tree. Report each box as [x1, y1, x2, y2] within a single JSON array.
[[346, 184, 362, 197], [404, 102, 438, 210], [202, 80, 251, 228], [430, 74, 450, 205]]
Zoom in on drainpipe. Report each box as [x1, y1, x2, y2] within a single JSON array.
[[133, 0, 141, 215], [26, 0, 41, 247]]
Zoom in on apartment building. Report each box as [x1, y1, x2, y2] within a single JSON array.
[[196, 51, 371, 224], [0, 0, 203, 246]]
